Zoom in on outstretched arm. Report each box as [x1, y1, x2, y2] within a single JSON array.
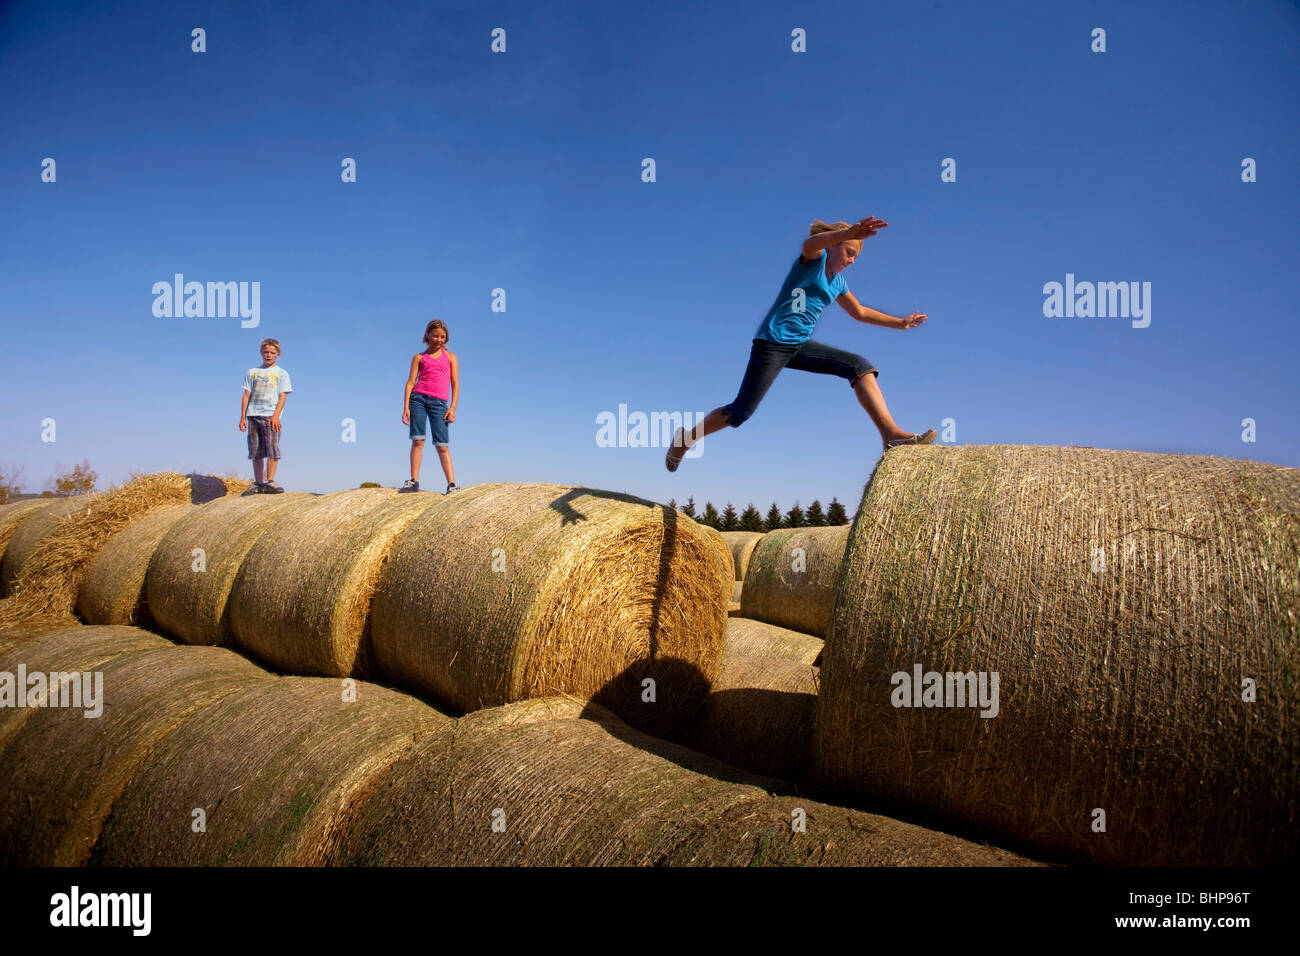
[[801, 216, 888, 260], [837, 290, 927, 329]]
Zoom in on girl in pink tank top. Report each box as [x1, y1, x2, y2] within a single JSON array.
[[400, 319, 460, 494]]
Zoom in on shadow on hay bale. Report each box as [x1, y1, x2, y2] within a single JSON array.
[[814, 444, 1300, 866]]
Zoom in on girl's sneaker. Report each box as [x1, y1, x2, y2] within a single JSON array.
[[445, 482, 459, 495], [398, 479, 419, 493]]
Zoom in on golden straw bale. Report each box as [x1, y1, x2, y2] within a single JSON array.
[[724, 617, 824, 665], [721, 531, 764, 580], [93, 676, 450, 865], [145, 493, 312, 646], [371, 483, 730, 734], [814, 444, 1300, 866], [740, 525, 850, 636], [77, 504, 192, 626], [0, 497, 93, 598], [230, 489, 440, 677]]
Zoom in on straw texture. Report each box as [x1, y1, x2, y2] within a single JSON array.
[[0, 497, 92, 597], [724, 617, 824, 665], [371, 483, 730, 734], [77, 504, 192, 626], [334, 697, 1033, 866], [721, 531, 764, 580], [230, 489, 439, 677], [740, 525, 850, 636], [146, 493, 312, 645], [675, 653, 819, 781], [94, 676, 450, 865], [0, 501, 50, 576], [814, 444, 1300, 865], [0, 642, 266, 865]]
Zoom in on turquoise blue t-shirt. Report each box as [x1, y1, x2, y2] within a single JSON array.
[[753, 249, 849, 345]]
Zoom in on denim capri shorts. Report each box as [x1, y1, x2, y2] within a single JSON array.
[[721, 338, 877, 427], [409, 393, 450, 445]]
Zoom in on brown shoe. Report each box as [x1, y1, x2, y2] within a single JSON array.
[[883, 428, 938, 452]]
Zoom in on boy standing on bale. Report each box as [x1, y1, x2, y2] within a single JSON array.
[[239, 338, 292, 493]]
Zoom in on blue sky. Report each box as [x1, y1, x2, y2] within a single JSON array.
[[2, 0, 1297, 512]]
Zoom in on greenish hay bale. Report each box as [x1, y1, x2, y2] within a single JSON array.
[[371, 483, 730, 734], [663, 796, 1037, 866], [740, 525, 850, 637], [0, 643, 267, 865], [145, 493, 313, 646], [721, 531, 764, 580], [724, 617, 824, 666], [674, 653, 819, 782], [814, 444, 1300, 866], [0, 625, 172, 754], [230, 489, 440, 677], [93, 676, 450, 865], [0, 497, 93, 598], [77, 505, 193, 626], [333, 696, 1031, 866]]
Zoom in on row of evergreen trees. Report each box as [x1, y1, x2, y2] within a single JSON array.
[[667, 497, 849, 531]]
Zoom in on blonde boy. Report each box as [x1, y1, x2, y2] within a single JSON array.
[[238, 338, 292, 492]]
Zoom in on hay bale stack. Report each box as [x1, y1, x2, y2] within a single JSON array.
[[814, 444, 1300, 866], [725, 617, 824, 665], [675, 653, 819, 781], [333, 697, 1032, 866], [230, 489, 439, 677], [663, 796, 1035, 866], [371, 483, 730, 733], [0, 497, 92, 597], [0, 625, 172, 753], [740, 525, 850, 636], [0, 642, 267, 865], [93, 676, 450, 865], [77, 505, 192, 626], [146, 493, 312, 646], [721, 531, 764, 580]]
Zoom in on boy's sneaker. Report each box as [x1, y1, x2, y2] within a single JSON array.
[[445, 482, 459, 495], [398, 479, 419, 493], [241, 483, 264, 497], [261, 480, 285, 494]]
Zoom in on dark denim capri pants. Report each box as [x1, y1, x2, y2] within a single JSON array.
[[409, 393, 450, 446], [721, 338, 878, 427]]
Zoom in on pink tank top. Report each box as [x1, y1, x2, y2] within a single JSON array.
[[413, 350, 450, 400]]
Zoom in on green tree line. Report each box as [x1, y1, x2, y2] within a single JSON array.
[[666, 496, 849, 531]]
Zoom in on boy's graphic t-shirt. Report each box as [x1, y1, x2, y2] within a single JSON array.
[[753, 249, 849, 345], [242, 365, 292, 417]]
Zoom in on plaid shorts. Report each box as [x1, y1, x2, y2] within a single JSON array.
[[246, 416, 281, 460]]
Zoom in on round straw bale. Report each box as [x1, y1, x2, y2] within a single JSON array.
[[731, 580, 742, 603], [721, 531, 764, 580], [93, 676, 450, 865], [230, 489, 440, 677], [740, 525, 849, 636], [371, 483, 730, 734], [0, 643, 267, 865], [0, 625, 172, 754], [814, 444, 1300, 866], [675, 653, 819, 781], [663, 795, 1036, 866], [725, 617, 824, 665], [333, 696, 1032, 866], [0, 500, 50, 570], [0, 497, 92, 596], [145, 493, 313, 646], [77, 504, 193, 626]]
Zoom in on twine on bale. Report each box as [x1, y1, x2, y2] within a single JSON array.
[[332, 696, 1035, 866], [230, 489, 440, 677], [146, 493, 313, 646], [724, 617, 824, 666], [0, 639, 268, 866], [93, 674, 451, 866], [814, 444, 1300, 866], [673, 653, 819, 782], [740, 525, 850, 637], [77, 505, 192, 626], [721, 531, 764, 580], [371, 483, 730, 734]]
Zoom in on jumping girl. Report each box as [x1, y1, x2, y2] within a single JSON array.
[[665, 216, 936, 471], [400, 319, 459, 494]]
